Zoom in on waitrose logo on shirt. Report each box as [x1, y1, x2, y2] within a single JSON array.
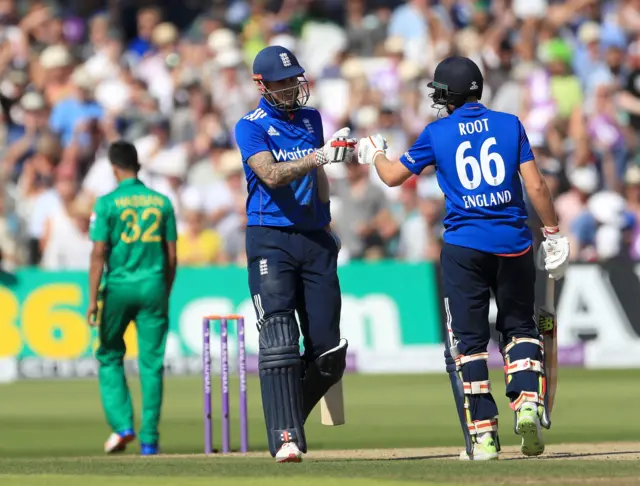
[[271, 147, 315, 161]]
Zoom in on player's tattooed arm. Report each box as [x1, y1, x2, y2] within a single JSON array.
[[248, 151, 317, 188]]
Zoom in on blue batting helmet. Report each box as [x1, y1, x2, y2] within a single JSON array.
[[252, 45, 310, 111]]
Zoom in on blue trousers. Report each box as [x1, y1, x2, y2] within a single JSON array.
[[441, 242, 539, 421], [246, 226, 342, 360]]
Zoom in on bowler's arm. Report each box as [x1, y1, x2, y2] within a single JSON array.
[[88, 198, 108, 323], [247, 151, 318, 189], [164, 240, 177, 295], [164, 202, 178, 295], [88, 242, 105, 307]]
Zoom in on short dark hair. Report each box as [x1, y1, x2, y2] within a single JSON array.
[[108, 140, 140, 172]]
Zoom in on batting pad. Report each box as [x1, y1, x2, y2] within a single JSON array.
[[502, 337, 547, 431], [258, 312, 307, 456], [445, 345, 500, 456]]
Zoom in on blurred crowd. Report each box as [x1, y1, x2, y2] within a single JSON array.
[[1, 0, 640, 271]]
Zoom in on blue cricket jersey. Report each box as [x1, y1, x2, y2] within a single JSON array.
[[399, 103, 534, 254], [235, 99, 330, 230]]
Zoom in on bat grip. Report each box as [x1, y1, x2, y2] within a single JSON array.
[[545, 277, 555, 305]]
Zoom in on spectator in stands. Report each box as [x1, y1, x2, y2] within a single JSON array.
[[40, 167, 92, 270], [37, 44, 75, 106], [177, 188, 225, 266], [571, 190, 635, 261], [556, 166, 599, 255], [333, 163, 398, 261], [127, 6, 162, 59], [49, 66, 103, 149], [134, 114, 188, 211], [396, 176, 425, 262], [117, 76, 160, 141], [17, 133, 62, 264], [618, 39, 640, 137], [345, 0, 388, 57], [202, 149, 247, 264], [3, 91, 49, 182], [0, 188, 18, 270], [210, 47, 256, 131], [540, 38, 583, 122], [135, 22, 179, 114]]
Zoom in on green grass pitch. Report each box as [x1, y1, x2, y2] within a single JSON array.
[[1, 369, 639, 485]]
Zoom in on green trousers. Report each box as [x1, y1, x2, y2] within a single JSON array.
[[95, 278, 168, 444]]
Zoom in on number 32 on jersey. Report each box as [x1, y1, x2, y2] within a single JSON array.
[[120, 208, 162, 244], [456, 137, 512, 209]]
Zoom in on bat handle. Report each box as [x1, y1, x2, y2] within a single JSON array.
[[545, 276, 555, 306]]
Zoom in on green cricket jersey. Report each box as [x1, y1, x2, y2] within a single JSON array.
[[89, 178, 177, 283]]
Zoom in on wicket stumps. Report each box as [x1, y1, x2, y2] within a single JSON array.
[[202, 315, 249, 454]]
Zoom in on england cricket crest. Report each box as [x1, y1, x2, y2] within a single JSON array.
[[539, 277, 557, 426]]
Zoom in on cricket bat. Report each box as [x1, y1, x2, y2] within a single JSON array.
[[539, 276, 558, 416], [320, 379, 345, 425]]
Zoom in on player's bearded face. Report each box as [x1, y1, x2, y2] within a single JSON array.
[[262, 76, 310, 111]]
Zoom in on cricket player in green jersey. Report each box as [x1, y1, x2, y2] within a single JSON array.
[[87, 140, 177, 456]]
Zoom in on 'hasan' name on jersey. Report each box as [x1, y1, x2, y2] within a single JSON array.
[[457, 117, 512, 209]]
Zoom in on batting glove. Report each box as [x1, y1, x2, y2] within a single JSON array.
[[540, 226, 570, 280], [314, 127, 357, 166], [357, 134, 387, 165]]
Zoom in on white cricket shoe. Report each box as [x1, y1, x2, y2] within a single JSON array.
[[104, 430, 135, 454], [516, 402, 545, 457], [459, 433, 499, 461], [275, 442, 303, 463]]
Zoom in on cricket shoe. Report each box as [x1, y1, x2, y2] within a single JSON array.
[[104, 429, 136, 453], [140, 443, 159, 456], [516, 402, 545, 457], [275, 442, 303, 463], [459, 433, 499, 461]]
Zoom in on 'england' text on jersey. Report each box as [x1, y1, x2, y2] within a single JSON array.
[[272, 147, 315, 162], [462, 190, 511, 209]]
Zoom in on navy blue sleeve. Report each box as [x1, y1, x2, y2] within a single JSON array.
[[308, 109, 324, 148], [518, 119, 534, 164], [399, 127, 435, 175], [235, 118, 269, 162], [315, 112, 324, 148]]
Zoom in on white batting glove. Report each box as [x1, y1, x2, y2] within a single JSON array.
[[314, 127, 357, 166], [540, 227, 570, 280], [357, 134, 387, 165]]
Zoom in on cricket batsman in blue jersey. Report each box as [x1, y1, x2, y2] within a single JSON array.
[[358, 56, 570, 460], [235, 45, 355, 463]]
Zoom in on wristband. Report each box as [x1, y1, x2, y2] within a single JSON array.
[[542, 226, 560, 239], [314, 149, 327, 167]]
